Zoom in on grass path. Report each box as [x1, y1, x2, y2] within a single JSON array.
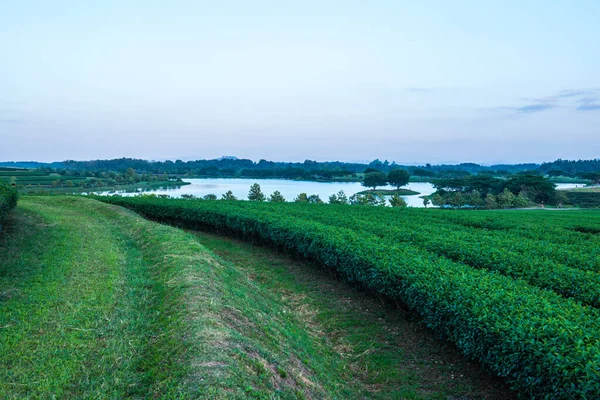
[[192, 231, 514, 399], [0, 197, 513, 398]]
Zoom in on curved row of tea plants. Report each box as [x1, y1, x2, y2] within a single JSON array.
[[94, 195, 600, 399], [261, 204, 600, 307], [0, 182, 18, 226]]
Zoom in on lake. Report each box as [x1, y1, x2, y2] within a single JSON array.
[[99, 178, 436, 207], [96, 180, 579, 208]]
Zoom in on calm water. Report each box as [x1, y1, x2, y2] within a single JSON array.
[[555, 183, 585, 190], [95, 180, 579, 208], [98, 179, 436, 207]]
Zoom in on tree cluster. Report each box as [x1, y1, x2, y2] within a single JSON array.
[[429, 174, 566, 208], [361, 169, 410, 190]]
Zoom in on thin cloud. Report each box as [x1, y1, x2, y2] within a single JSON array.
[[556, 89, 597, 98], [404, 87, 436, 93], [516, 103, 556, 113], [0, 119, 25, 124], [578, 103, 600, 111], [512, 89, 600, 114], [575, 96, 600, 111]]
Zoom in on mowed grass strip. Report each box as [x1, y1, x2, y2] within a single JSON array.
[[0, 196, 194, 398]]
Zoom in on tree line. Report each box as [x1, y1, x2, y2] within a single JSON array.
[[428, 174, 568, 208], [159, 183, 410, 208], [5, 157, 600, 179]]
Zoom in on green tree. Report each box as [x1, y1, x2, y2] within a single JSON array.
[[248, 183, 266, 202], [513, 191, 530, 208], [387, 169, 410, 189], [269, 191, 286, 202], [389, 194, 407, 207], [362, 172, 388, 190], [329, 190, 349, 204], [448, 192, 466, 208], [203, 194, 217, 200], [423, 197, 430, 207], [430, 193, 444, 207], [349, 194, 368, 205], [504, 174, 556, 203], [126, 167, 136, 178], [578, 172, 600, 185], [307, 194, 323, 204], [553, 191, 569, 208], [485, 193, 499, 209], [222, 190, 237, 200], [294, 193, 309, 203], [467, 190, 484, 208], [497, 188, 516, 209]]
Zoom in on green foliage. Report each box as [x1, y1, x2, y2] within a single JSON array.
[[328, 190, 348, 205], [203, 194, 217, 200], [387, 169, 410, 189], [497, 188, 516, 209], [294, 193, 309, 203], [422, 197, 431, 207], [268, 190, 286, 202], [361, 172, 388, 190], [221, 190, 237, 200], [349, 193, 385, 206], [504, 174, 556, 203], [0, 182, 18, 226], [307, 194, 323, 204], [432, 174, 559, 207], [578, 172, 600, 184], [565, 191, 600, 208], [247, 183, 266, 202], [95, 195, 600, 398], [388, 194, 407, 208], [485, 194, 498, 209], [513, 191, 531, 208], [467, 190, 484, 208], [430, 193, 444, 207]]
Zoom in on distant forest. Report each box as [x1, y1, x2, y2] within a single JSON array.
[[1, 157, 599, 180]]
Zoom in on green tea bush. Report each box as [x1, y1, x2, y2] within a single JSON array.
[[0, 182, 18, 227]]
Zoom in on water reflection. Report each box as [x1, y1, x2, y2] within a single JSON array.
[[95, 178, 436, 207], [92, 180, 580, 208]]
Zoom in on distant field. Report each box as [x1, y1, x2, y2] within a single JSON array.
[[96, 195, 600, 398], [568, 186, 600, 192], [565, 189, 600, 208], [0, 169, 83, 186]]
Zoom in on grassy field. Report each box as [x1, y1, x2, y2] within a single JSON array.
[[0, 196, 512, 398], [567, 186, 600, 192]]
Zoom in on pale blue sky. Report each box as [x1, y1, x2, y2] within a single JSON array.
[[1, 1, 599, 163]]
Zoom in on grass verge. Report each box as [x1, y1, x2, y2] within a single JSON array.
[[192, 230, 514, 399]]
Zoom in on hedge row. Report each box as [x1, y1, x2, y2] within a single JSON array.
[[0, 182, 18, 227], [266, 204, 600, 307], [94, 196, 600, 398]]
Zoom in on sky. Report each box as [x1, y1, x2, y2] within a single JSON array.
[[1, 0, 599, 164]]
